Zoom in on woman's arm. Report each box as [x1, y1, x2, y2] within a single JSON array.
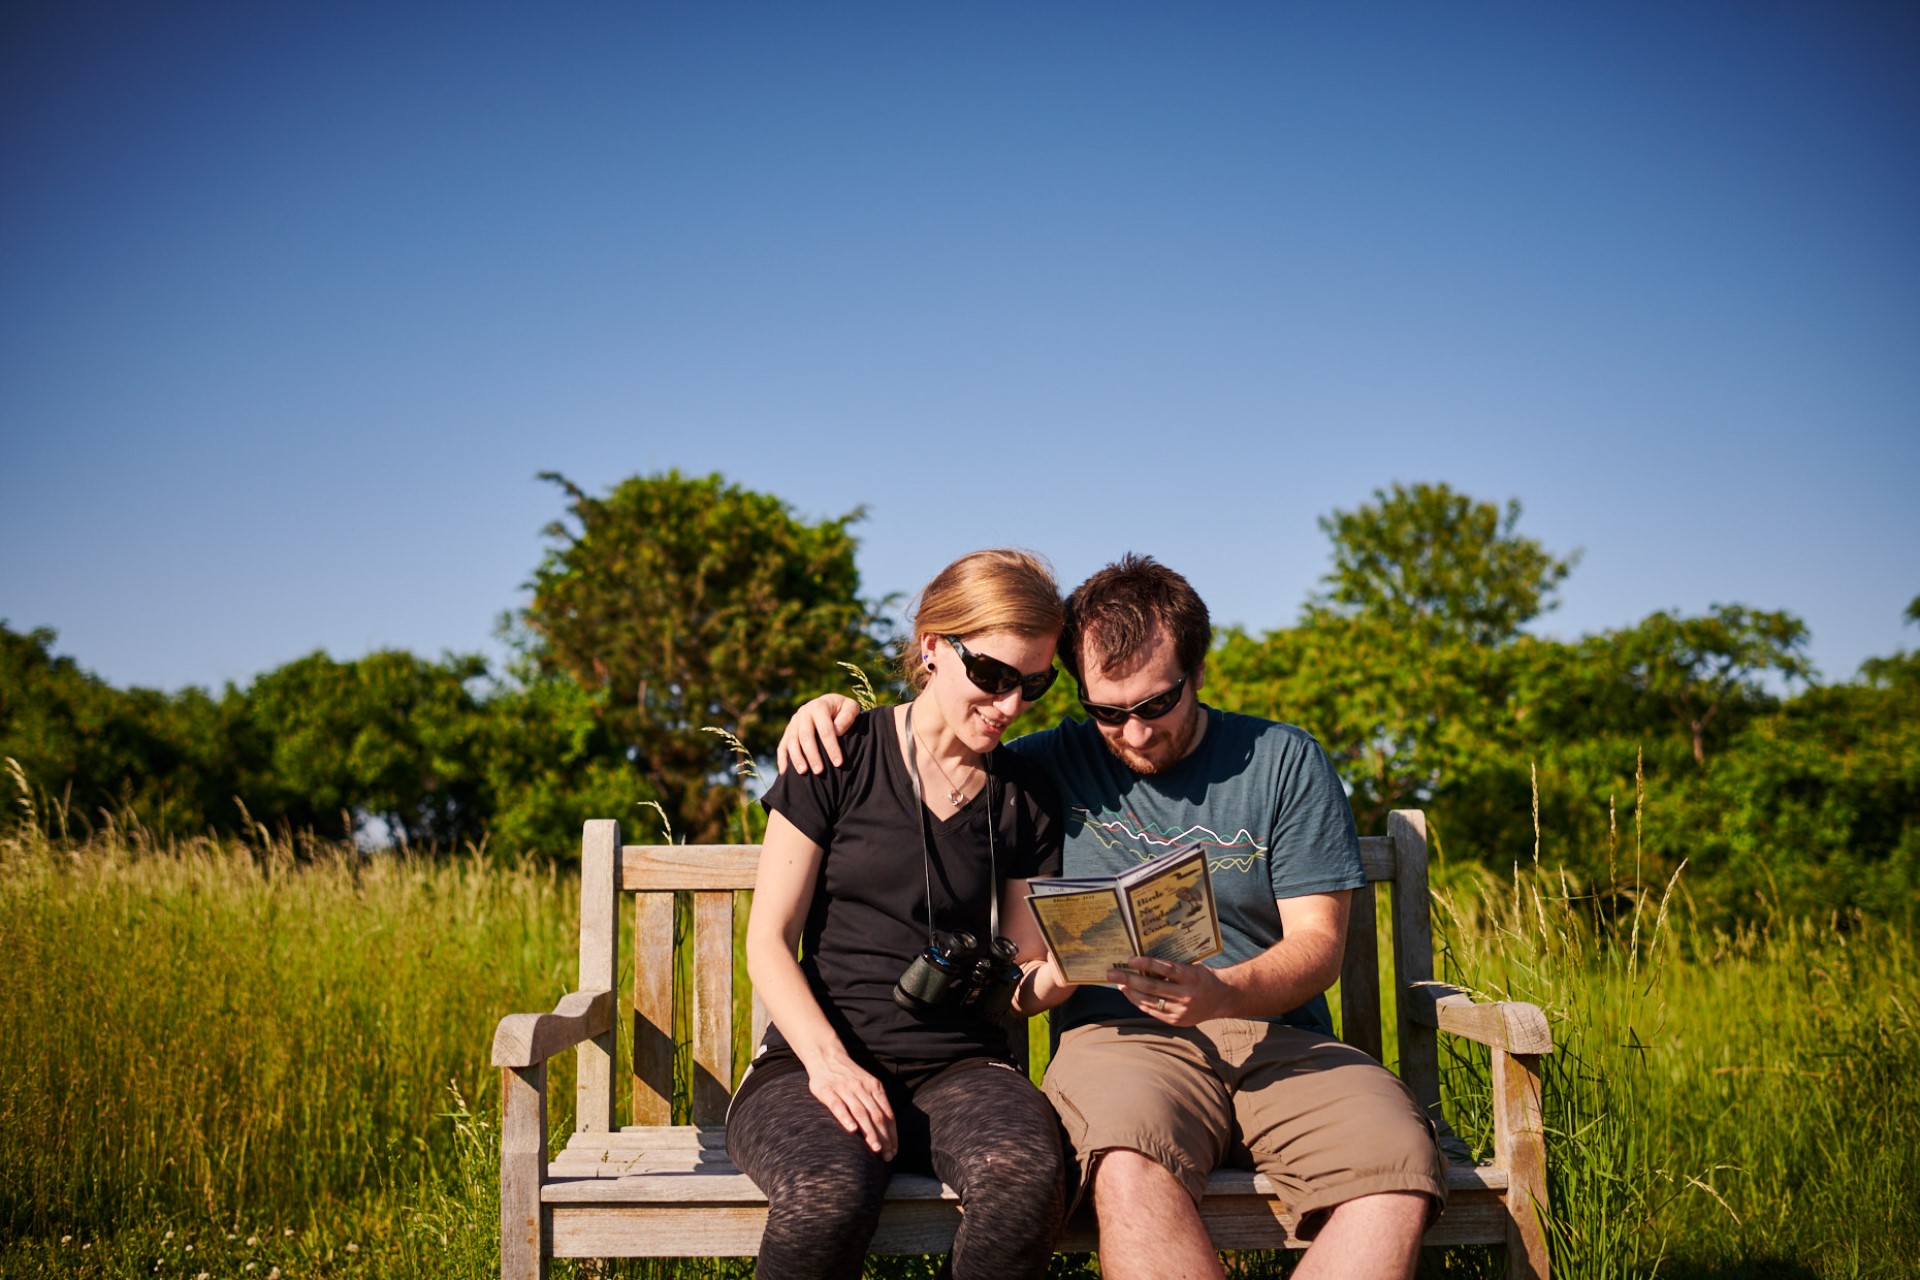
[[999, 877, 1078, 1016], [745, 809, 898, 1158]]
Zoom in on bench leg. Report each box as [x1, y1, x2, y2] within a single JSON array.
[[502, 1064, 549, 1280], [1493, 1050, 1550, 1280]]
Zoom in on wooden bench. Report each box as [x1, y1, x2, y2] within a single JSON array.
[[492, 809, 1553, 1278]]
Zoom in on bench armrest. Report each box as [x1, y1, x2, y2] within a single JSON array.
[[1408, 981, 1553, 1056], [491, 988, 615, 1069]]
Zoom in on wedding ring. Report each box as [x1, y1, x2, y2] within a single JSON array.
[[1154, 998, 1167, 1011]]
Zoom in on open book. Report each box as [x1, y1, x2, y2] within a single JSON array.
[[1025, 844, 1223, 985]]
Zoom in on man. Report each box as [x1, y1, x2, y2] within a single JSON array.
[[777, 554, 1445, 1280]]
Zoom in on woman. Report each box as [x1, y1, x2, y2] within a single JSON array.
[[726, 548, 1069, 1280]]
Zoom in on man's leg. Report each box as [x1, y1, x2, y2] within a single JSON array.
[[1089, 1149, 1223, 1280], [1225, 1024, 1447, 1280], [1293, 1191, 1428, 1280], [1041, 1021, 1231, 1280]]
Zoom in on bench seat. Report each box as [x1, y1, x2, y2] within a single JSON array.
[[539, 1126, 1515, 1257]]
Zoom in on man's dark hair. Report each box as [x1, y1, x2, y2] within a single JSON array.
[[1061, 553, 1211, 682]]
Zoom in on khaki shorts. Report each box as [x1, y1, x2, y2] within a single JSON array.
[[1042, 1017, 1446, 1237]]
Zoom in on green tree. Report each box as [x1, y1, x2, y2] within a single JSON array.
[[1211, 617, 1500, 834], [244, 649, 490, 843], [0, 622, 256, 836], [525, 471, 888, 842], [1311, 482, 1578, 646], [1607, 605, 1815, 765], [475, 629, 661, 859]]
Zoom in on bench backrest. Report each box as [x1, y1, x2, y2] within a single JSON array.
[[568, 810, 1440, 1133]]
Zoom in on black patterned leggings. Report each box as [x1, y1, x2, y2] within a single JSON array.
[[726, 1053, 1067, 1280]]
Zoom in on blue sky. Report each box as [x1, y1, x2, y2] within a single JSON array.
[[3, 1, 1916, 694]]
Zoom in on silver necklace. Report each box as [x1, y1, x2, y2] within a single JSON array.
[[909, 709, 978, 807]]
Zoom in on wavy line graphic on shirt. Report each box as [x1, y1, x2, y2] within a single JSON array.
[[1070, 806, 1267, 875]]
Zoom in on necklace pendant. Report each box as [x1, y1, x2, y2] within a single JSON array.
[[948, 787, 965, 807]]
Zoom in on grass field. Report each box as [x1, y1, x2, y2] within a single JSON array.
[[2, 812, 1914, 1279]]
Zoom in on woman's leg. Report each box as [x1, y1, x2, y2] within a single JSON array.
[[917, 1059, 1068, 1280], [727, 1062, 892, 1280]]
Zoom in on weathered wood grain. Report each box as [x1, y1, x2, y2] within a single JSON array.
[[1495, 1049, 1553, 1280], [501, 1064, 548, 1280], [1410, 981, 1554, 1056], [541, 1133, 1509, 1199], [491, 989, 613, 1069], [690, 891, 733, 1125], [576, 820, 620, 1133], [631, 891, 674, 1126], [621, 845, 760, 890], [1357, 834, 1395, 882], [1388, 809, 1442, 1124], [1339, 881, 1383, 1062]]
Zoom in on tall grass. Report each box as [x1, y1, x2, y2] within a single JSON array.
[[1425, 838, 1919, 1278], [3, 799, 1914, 1278], [0, 815, 576, 1273]]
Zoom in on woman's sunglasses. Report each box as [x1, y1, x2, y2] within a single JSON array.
[[943, 635, 1060, 702], [1078, 674, 1190, 726]]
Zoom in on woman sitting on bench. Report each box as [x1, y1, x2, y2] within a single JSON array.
[[727, 548, 1069, 1280]]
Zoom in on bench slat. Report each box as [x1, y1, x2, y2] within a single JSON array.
[[625, 838, 1393, 890], [577, 820, 620, 1132], [624, 846, 760, 890], [1338, 881, 1383, 1060], [542, 1149, 1511, 1258], [632, 892, 675, 1126], [691, 891, 734, 1124], [1357, 834, 1393, 881], [545, 1129, 1508, 1201]]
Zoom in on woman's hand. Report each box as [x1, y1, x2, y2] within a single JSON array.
[[806, 1055, 898, 1160]]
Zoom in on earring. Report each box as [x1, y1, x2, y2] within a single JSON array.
[[924, 656, 936, 672]]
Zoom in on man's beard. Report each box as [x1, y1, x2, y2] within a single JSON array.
[[1100, 705, 1204, 775]]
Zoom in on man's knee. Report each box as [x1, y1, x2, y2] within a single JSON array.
[[1091, 1148, 1200, 1214], [1327, 1189, 1430, 1225]]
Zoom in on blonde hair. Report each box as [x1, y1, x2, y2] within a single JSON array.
[[901, 549, 1064, 693]]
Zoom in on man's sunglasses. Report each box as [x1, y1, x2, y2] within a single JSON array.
[[1078, 674, 1190, 726], [943, 635, 1060, 702]]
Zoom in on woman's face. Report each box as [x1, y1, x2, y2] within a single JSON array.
[[917, 629, 1060, 754]]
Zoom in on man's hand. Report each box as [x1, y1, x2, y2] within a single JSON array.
[[774, 694, 862, 774], [1107, 956, 1235, 1026], [1110, 891, 1352, 1026]]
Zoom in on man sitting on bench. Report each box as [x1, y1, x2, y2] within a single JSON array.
[[778, 553, 1446, 1280]]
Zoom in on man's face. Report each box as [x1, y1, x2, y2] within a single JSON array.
[[1076, 624, 1206, 775]]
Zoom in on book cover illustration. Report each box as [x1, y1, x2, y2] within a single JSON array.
[[1026, 844, 1223, 985]]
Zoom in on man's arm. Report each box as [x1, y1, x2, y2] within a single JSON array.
[[774, 694, 861, 774], [1106, 889, 1351, 1026]]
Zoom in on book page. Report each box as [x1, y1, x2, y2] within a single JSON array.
[[1123, 854, 1222, 966], [1026, 888, 1138, 985]]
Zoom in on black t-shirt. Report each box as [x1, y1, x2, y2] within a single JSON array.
[[759, 707, 1064, 1065]]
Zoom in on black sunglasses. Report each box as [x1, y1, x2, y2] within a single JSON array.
[[943, 635, 1059, 702], [1078, 674, 1190, 726]]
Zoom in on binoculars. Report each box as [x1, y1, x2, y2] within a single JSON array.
[[892, 930, 1021, 1022]]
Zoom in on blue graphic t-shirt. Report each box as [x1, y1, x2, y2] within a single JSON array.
[[1008, 706, 1362, 1035]]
